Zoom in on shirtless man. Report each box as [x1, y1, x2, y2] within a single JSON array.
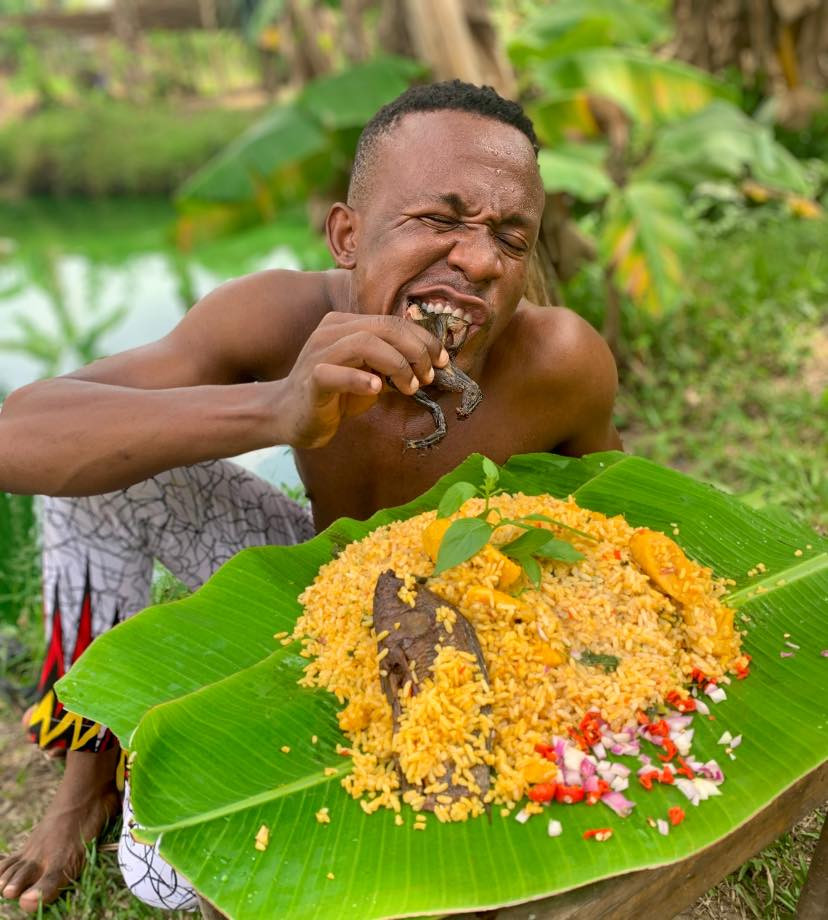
[[0, 80, 620, 911]]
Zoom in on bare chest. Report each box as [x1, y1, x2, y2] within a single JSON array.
[[295, 382, 556, 530]]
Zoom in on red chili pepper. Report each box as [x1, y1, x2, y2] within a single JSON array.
[[579, 713, 602, 746], [613, 549, 622, 560], [585, 779, 610, 805], [568, 727, 589, 751], [649, 719, 670, 738], [676, 756, 695, 779], [554, 784, 585, 805], [583, 828, 613, 841], [690, 668, 708, 686], [636, 710, 651, 726], [534, 743, 557, 762], [639, 770, 660, 791], [668, 806, 686, 826], [665, 690, 696, 712], [659, 768, 674, 785], [735, 654, 752, 680], [528, 782, 557, 804], [658, 739, 678, 762]]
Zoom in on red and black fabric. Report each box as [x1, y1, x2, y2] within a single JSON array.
[[27, 567, 118, 753]]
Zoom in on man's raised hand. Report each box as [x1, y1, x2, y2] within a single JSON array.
[[276, 313, 449, 449]]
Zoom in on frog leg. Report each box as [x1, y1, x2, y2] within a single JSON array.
[[432, 365, 483, 418], [405, 389, 447, 450]]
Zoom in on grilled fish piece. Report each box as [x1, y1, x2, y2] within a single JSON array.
[[372, 570, 491, 808]]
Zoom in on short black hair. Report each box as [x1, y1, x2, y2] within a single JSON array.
[[348, 80, 539, 204]]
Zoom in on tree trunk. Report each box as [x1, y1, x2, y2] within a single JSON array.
[[671, 0, 828, 123]]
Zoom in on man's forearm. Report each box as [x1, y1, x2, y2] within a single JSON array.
[[0, 377, 285, 496]]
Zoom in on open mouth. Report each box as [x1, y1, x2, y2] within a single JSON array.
[[404, 298, 473, 352]]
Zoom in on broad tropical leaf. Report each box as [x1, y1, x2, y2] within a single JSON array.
[[538, 144, 613, 201], [636, 100, 812, 195], [508, 0, 669, 68], [58, 453, 828, 920], [601, 180, 696, 314], [530, 48, 731, 127]]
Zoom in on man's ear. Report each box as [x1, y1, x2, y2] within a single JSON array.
[[326, 203, 359, 269]]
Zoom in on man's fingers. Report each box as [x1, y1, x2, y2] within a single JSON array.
[[311, 364, 382, 402], [318, 315, 449, 380], [328, 332, 425, 394]]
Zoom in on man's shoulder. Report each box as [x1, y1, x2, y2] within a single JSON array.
[[510, 302, 614, 386]]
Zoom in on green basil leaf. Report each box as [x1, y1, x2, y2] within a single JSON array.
[[579, 650, 620, 672], [433, 518, 494, 575], [437, 482, 477, 519], [481, 456, 499, 491], [500, 528, 562, 558], [520, 554, 542, 587], [533, 538, 585, 563], [522, 513, 598, 542]]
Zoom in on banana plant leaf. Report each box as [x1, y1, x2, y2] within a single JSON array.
[[635, 100, 812, 196], [600, 180, 696, 314], [58, 452, 828, 920], [530, 48, 732, 127], [538, 144, 613, 202], [508, 0, 669, 69]]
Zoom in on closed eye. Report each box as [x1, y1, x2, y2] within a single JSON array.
[[420, 215, 457, 228]]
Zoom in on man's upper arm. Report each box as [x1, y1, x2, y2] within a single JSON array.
[[530, 307, 622, 456], [67, 270, 309, 390]]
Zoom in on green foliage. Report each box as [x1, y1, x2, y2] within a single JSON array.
[[509, 0, 669, 67], [0, 102, 262, 197], [566, 216, 828, 532], [432, 458, 583, 582], [176, 55, 424, 240], [0, 491, 37, 628], [637, 101, 811, 194], [57, 452, 828, 919], [515, 4, 818, 318]]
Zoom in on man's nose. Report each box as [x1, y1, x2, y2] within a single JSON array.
[[446, 227, 503, 282]]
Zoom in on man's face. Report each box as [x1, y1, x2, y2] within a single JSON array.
[[344, 110, 545, 370]]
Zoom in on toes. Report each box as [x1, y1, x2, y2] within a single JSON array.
[[1, 859, 40, 899], [20, 867, 71, 910]]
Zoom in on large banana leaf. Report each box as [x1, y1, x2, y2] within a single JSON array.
[[635, 100, 812, 195], [58, 452, 828, 919], [600, 180, 696, 314], [508, 0, 669, 69], [530, 48, 731, 127]]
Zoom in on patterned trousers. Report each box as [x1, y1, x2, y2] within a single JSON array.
[[28, 460, 315, 910]]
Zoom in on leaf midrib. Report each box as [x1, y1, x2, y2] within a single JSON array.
[[725, 552, 828, 607], [140, 760, 352, 834]]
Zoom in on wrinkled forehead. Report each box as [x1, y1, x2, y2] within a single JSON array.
[[369, 110, 545, 223]]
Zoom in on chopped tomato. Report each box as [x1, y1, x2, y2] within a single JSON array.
[[533, 743, 557, 762], [527, 782, 556, 804], [554, 784, 585, 805], [668, 806, 686, 826]]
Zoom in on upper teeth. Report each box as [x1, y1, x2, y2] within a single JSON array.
[[413, 299, 473, 325]]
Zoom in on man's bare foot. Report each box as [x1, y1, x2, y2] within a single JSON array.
[[0, 745, 121, 912]]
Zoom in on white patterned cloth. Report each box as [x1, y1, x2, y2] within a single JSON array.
[[31, 460, 314, 908]]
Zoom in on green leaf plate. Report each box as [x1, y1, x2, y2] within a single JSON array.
[[58, 452, 828, 919]]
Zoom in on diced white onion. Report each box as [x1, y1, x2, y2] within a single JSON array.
[[515, 808, 531, 824], [657, 818, 670, 836], [547, 819, 563, 837], [717, 731, 733, 745]]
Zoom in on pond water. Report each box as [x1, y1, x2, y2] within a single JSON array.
[[0, 199, 331, 487]]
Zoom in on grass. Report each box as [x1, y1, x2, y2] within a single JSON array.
[[1, 214, 826, 917]]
